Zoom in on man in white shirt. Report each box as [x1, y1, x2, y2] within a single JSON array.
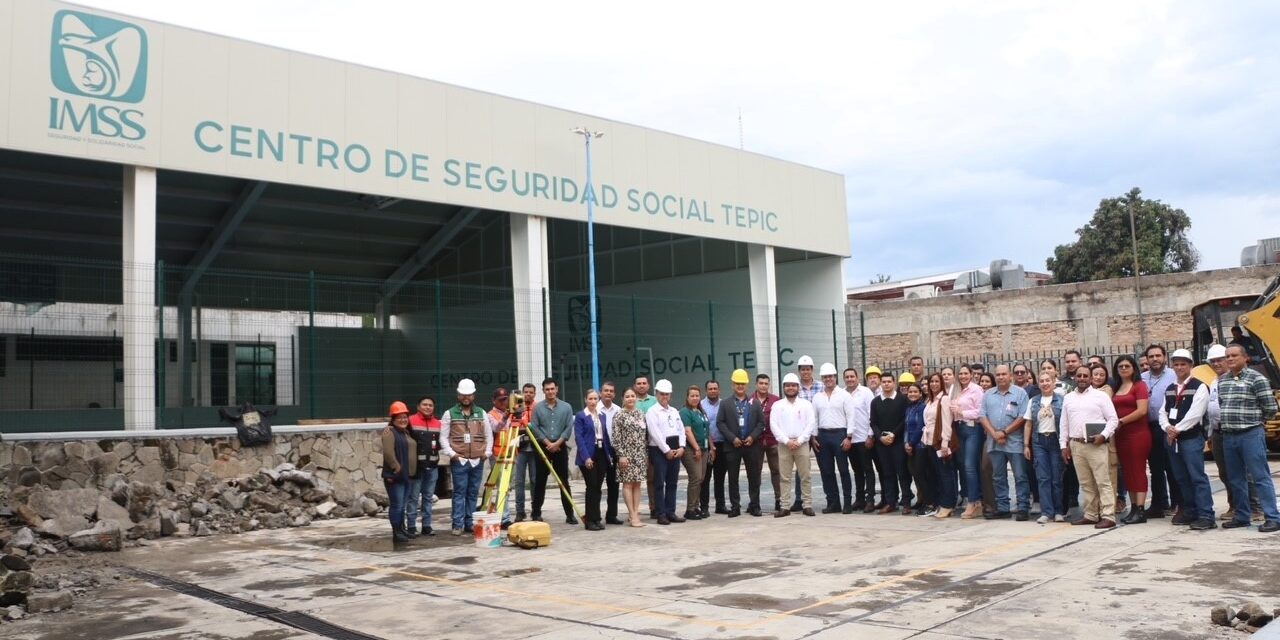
[[844, 367, 877, 511], [645, 379, 686, 525], [599, 381, 623, 526], [1059, 367, 1120, 529], [440, 379, 497, 536], [772, 373, 818, 518], [813, 363, 857, 514], [1158, 349, 1215, 530]]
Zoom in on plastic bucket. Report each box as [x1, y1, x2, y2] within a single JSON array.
[[473, 511, 501, 549]]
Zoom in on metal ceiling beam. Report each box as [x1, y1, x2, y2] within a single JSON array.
[[380, 207, 483, 302], [179, 181, 267, 297]]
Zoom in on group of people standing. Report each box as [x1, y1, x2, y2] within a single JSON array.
[[377, 341, 1278, 542]]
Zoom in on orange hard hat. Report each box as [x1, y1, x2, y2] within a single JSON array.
[[388, 401, 410, 416]]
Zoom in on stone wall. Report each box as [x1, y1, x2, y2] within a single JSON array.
[[853, 264, 1280, 363], [1, 426, 388, 509]]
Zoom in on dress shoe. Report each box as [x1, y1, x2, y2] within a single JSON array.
[[774, 509, 790, 518], [715, 506, 729, 515], [404, 526, 419, 538], [863, 504, 877, 514], [728, 507, 742, 518], [531, 512, 543, 522], [901, 506, 914, 516], [669, 515, 686, 523], [1170, 512, 1192, 526], [790, 503, 803, 513], [984, 511, 1011, 520], [1260, 521, 1280, 533], [1094, 519, 1116, 529], [1143, 507, 1166, 518], [876, 505, 895, 515], [1014, 511, 1029, 522], [802, 508, 816, 516], [1122, 509, 1148, 525], [822, 505, 840, 514], [934, 508, 953, 519], [749, 507, 763, 517], [683, 510, 698, 520], [842, 504, 855, 514], [850, 501, 866, 512], [566, 515, 579, 525], [586, 522, 604, 531], [1222, 519, 1250, 529], [515, 512, 527, 523], [1070, 518, 1099, 526], [699, 509, 710, 519], [873, 502, 887, 511], [656, 516, 671, 525], [1189, 519, 1217, 531], [606, 517, 625, 526]]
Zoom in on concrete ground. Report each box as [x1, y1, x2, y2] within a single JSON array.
[[6, 460, 1279, 640]]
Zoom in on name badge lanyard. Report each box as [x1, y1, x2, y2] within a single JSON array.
[[1167, 384, 1188, 453]]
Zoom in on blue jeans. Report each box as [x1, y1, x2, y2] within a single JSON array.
[[1222, 427, 1280, 524], [815, 429, 853, 507], [406, 466, 439, 531], [989, 442, 1031, 512], [650, 446, 681, 518], [930, 448, 957, 508], [514, 451, 533, 515], [957, 424, 986, 503], [1032, 432, 1065, 518], [1165, 431, 1213, 521], [386, 477, 410, 530], [449, 460, 485, 531]]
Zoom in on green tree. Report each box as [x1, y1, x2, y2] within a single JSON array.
[[1047, 188, 1199, 284]]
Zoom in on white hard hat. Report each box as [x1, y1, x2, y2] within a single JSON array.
[[1170, 348, 1194, 363], [797, 355, 814, 367], [819, 362, 838, 377], [654, 379, 673, 394], [456, 378, 477, 395], [1205, 344, 1227, 360], [782, 372, 801, 386]]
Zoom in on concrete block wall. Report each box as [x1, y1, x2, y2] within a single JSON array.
[[854, 264, 1280, 361]]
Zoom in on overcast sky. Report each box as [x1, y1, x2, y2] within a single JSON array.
[[79, 0, 1280, 287]]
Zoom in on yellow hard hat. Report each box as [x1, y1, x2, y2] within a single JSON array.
[[898, 372, 916, 384], [731, 369, 750, 384], [865, 366, 882, 376]]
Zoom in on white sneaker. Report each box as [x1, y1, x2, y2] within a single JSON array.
[[1036, 515, 1049, 524], [922, 508, 939, 517], [1053, 514, 1066, 523]]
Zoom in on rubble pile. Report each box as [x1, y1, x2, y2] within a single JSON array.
[[1211, 602, 1278, 635]]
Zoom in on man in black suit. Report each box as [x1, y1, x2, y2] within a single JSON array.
[[870, 372, 910, 514], [716, 369, 767, 517]]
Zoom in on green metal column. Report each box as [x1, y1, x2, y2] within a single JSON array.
[[308, 270, 316, 419], [774, 305, 782, 384], [542, 287, 550, 378], [707, 300, 717, 380], [831, 309, 838, 369], [435, 280, 443, 402], [156, 260, 165, 428]]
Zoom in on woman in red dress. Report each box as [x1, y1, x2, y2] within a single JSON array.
[[1111, 355, 1150, 524]]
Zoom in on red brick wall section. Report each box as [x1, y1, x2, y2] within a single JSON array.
[[937, 327, 1001, 358], [1011, 321, 1081, 352], [865, 333, 915, 366], [1106, 312, 1191, 348]]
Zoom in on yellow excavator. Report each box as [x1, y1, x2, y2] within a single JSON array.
[[1190, 274, 1280, 451]]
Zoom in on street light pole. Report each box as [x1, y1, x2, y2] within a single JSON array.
[[1127, 196, 1148, 349], [571, 127, 604, 391]]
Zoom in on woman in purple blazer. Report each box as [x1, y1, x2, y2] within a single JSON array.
[[575, 389, 615, 531]]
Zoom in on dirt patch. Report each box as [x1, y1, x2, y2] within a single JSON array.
[[495, 567, 541, 578], [1175, 552, 1280, 597], [442, 555, 478, 566], [33, 615, 186, 640], [241, 577, 317, 591], [673, 560, 788, 588], [705, 592, 816, 612]]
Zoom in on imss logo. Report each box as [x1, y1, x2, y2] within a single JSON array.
[[48, 9, 148, 142]]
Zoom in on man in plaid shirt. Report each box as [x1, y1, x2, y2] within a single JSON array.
[[1217, 344, 1280, 532]]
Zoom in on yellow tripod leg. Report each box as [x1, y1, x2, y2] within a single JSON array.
[[527, 432, 585, 524]]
